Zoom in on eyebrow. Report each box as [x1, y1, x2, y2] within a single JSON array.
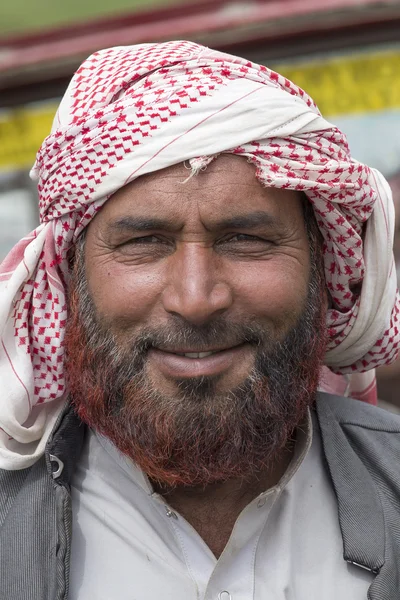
[[213, 211, 285, 231], [105, 211, 286, 235], [105, 216, 181, 235]]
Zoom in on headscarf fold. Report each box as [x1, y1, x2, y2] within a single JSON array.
[[0, 41, 398, 469]]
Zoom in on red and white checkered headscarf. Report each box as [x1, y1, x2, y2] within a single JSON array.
[[0, 41, 398, 469]]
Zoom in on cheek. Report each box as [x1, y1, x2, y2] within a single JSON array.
[[86, 261, 165, 323], [231, 258, 309, 326], [85, 250, 310, 330]]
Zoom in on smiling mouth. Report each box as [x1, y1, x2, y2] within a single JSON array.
[[148, 343, 251, 378], [157, 345, 242, 359], [175, 351, 216, 358]]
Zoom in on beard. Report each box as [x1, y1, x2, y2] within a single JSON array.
[[64, 237, 327, 488]]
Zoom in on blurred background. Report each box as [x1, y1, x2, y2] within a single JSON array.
[[1, 0, 400, 407]]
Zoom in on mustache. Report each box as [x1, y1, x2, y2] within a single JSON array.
[[106, 318, 268, 356]]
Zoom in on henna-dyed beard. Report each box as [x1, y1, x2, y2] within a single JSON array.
[[65, 236, 327, 488]]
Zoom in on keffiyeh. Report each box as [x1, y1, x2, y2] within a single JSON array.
[[0, 41, 398, 469]]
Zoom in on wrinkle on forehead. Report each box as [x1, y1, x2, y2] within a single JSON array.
[[91, 154, 306, 239], [138, 154, 256, 191], [113, 155, 302, 207]]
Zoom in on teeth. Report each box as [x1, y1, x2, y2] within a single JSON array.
[[182, 351, 215, 358]]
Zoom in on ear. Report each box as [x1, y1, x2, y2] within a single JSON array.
[[324, 287, 331, 311], [67, 245, 76, 272]]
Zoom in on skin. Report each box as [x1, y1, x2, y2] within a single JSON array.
[[84, 154, 312, 556]]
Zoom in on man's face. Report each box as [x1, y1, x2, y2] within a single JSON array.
[[65, 155, 327, 486]]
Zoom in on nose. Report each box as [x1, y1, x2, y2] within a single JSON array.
[[161, 243, 233, 326]]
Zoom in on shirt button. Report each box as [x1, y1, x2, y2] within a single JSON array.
[[257, 497, 266, 508], [165, 507, 178, 519], [218, 592, 232, 600]]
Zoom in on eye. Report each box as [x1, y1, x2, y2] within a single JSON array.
[[122, 235, 167, 245], [218, 233, 270, 244], [115, 234, 174, 260], [230, 234, 260, 242], [215, 233, 275, 259]]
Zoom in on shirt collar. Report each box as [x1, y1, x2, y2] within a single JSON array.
[[93, 408, 313, 497]]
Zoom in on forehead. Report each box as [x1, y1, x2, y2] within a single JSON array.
[[94, 154, 304, 226]]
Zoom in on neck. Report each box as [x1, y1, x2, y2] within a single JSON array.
[[152, 441, 295, 558]]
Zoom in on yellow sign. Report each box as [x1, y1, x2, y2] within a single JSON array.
[[274, 49, 400, 117], [0, 103, 57, 171], [1, 48, 400, 171]]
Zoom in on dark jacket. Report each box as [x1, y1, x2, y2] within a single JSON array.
[[1, 392, 400, 600]]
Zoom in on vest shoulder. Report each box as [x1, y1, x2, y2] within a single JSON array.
[[316, 391, 400, 433]]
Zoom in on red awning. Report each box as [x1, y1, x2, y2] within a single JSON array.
[[1, 0, 399, 87]]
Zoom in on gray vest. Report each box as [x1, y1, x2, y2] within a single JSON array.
[[1, 392, 400, 599]]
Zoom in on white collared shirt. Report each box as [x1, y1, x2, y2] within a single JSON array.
[[70, 412, 373, 599]]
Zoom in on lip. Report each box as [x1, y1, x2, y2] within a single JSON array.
[[154, 344, 241, 355], [148, 343, 251, 378]]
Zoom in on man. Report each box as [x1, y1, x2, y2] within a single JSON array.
[[0, 41, 399, 599]]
